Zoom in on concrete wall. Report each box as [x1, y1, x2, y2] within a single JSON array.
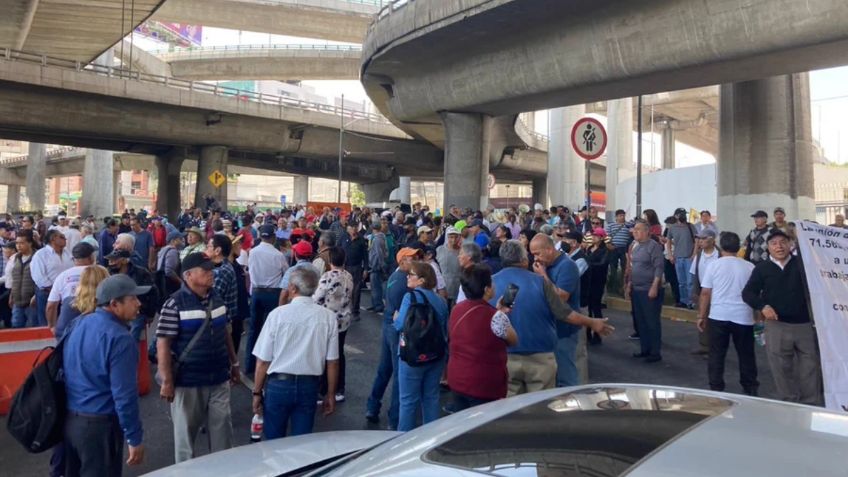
[[617, 165, 717, 227]]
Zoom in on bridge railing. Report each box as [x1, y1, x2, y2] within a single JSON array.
[[0, 145, 79, 167], [152, 43, 364, 57], [516, 113, 549, 145], [0, 48, 392, 126], [374, 0, 411, 23]]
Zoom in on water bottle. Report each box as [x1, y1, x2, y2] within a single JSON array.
[[753, 322, 766, 347], [250, 414, 263, 443]]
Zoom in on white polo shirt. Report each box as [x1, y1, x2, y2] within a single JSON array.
[[248, 241, 288, 288], [252, 296, 339, 376], [701, 256, 755, 325], [47, 265, 85, 303]]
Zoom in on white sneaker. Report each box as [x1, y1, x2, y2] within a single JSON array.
[[334, 393, 345, 403]]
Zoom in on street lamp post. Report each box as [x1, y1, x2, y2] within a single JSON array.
[[338, 94, 344, 203]]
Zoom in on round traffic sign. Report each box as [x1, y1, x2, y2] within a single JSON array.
[[570, 117, 607, 160], [487, 173, 496, 190]]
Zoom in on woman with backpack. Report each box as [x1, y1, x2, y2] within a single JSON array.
[[393, 261, 449, 432]]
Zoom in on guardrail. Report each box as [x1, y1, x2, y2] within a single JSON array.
[[0, 145, 80, 167], [0, 47, 392, 127], [517, 113, 549, 144], [152, 43, 364, 56], [374, 0, 411, 23]]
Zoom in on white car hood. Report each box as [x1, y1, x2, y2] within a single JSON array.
[[143, 430, 400, 477]]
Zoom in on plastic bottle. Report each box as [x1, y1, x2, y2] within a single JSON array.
[[250, 414, 263, 443], [753, 322, 766, 347]]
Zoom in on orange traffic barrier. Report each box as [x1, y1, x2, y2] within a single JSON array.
[[0, 327, 56, 415]]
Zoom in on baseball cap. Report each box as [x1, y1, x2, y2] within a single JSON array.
[[166, 231, 185, 243], [592, 227, 607, 238], [534, 203, 544, 211], [70, 218, 81, 227], [417, 225, 432, 235], [454, 220, 467, 232], [469, 219, 484, 228], [445, 226, 460, 236], [774, 207, 786, 214], [696, 229, 717, 239], [292, 240, 313, 258], [96, 274, 151, 306], [181, 252, 214, 272], [2, 241, 17, 250], [674, 207, 687, 216], [396, 247, 421, 263], [767, 228, 791, 242], [751, 210, 768, 218], [259, 224, 276, 239], [104, 249, 131, 260], [71, 242, 96, 259]]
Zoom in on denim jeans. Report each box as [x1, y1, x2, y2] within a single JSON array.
[[674, 257, 693, 306], [397, 357, 445, 432], [370, 270, 385, 312], [245, 289, 280, 375], [11, 305, 36, 328], [366, 318, 399, 428], [35, 287, 50, 327], [263, 375, 320, 440], [554, 333, 579, 387], [632, 288, 664, 358]]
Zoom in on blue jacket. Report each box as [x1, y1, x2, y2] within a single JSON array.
[[63, 308, 143, 446], [547, 253, 581, 338], [169, 285, 230, 387], [490, 266, 557, 354]]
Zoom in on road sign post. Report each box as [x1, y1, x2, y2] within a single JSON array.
[[208, 170, 226, 188], [570, 117, 607, 218]]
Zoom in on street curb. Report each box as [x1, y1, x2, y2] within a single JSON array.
[[606, 296, 698, 324]]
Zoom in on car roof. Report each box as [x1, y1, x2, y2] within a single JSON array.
[[327, 384, 848, 477]]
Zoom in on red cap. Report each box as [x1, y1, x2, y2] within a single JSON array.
[[292, 240, 313, 258]]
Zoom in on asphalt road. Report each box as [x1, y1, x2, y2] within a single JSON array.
[[0, 295, 777, 476]]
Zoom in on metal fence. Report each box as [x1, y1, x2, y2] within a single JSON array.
[[152, 43, 363, 57]]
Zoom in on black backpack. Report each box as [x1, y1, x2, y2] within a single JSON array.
[[6, 334, 69, 453], [399, 290, 445, 366]]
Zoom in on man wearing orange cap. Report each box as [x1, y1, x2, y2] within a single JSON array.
[[278, 240, 318, 306]]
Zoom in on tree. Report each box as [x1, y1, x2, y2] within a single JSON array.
[[350, 184, 366, 207]]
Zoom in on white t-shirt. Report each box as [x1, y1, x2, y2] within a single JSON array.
[[701, 256, 755, 325], [47, 265, 85, 303], [690, 248, 720, 284]]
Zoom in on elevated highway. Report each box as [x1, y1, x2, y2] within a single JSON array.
[[154, 44, 362, 81], [0, 0, 164, 62], [153, 0, 378, 43]]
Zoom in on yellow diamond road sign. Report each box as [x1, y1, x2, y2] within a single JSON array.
[[209, 170, 226, 188]]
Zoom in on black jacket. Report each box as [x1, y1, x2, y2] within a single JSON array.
[[742, 256, 810, 324]]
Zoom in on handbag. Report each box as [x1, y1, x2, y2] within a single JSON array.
[[154, 299, 214, 385]]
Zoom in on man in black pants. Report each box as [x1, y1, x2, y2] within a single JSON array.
[[696, 232, 758, 395]]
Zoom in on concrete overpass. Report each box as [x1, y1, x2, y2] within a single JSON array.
[[152, 0, 378, 43], [362, 0, 847, 231], [154, 44, 362, 81], [0, 0, 164, 62]]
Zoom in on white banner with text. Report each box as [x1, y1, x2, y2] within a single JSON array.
[[796, 220, 848, 412]]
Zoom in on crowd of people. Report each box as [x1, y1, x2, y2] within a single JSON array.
[[0, 200, 831, 475]]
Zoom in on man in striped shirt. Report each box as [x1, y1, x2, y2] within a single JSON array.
[[605, 210, 633, 293], [206, 235, 238, 325]]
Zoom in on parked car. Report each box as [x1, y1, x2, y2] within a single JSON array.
[[144, 384, 848, 476]]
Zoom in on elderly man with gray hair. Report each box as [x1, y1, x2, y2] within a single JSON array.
[[490, 240, 614, 396], [252, 266, 340, 439]]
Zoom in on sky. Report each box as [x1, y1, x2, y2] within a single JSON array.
[[145, 27, 848, 167]]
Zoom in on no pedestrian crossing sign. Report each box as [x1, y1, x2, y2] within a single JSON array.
[[570, 117, 607, 160], [208, 170, 226, 188]]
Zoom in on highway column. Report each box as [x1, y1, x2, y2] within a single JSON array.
[[6, 185, 20, 212], [361, 175, 399, 204], [155, 152, 184, 221], [440, 112, 490, 211], [195, 146, 228, 210], [546, 106, 586, 209], [81, 148, 114, 218], [25, 143, 46, 212], [718, 73, 815, 235], [606, 98, 634, 219]]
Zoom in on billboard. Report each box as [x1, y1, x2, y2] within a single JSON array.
[[135, 22, 202, 47]]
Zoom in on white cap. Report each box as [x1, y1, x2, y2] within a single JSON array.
[[534, 203, 544, 211]]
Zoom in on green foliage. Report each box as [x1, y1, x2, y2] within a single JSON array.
[[350, 184, 366, 207]]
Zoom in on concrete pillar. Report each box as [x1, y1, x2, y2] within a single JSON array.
[[194, 146, 228, 209], [362, 176, 400, 203], [547, 106, 586, 209], [661, 126, 676, 169], [292, 175, 309, 205], [156, 154, 184, 221], [113, 170, 121, 212], [532, 177, 547, 208], [718, 73, 815, 236], [81, 148, 115, 219], [25, 143, 46, 212], [606, 98, 633, 219], [440, 112, 490, 211], [6, 185, 20, 212], [397, 176, 412, 204]]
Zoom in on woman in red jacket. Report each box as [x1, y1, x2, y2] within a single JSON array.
[[447, 264, 518, 412]]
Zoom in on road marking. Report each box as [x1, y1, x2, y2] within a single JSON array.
[[345, 344, 364, 355]]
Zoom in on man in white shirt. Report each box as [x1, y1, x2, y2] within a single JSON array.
[[64, 218, 83, 252], [30, 229, 73, 327], [696, 231, 758, 396], [251, 266, 339, 439], [245, 224, 289, 376], [689, 228, 721, 355], [46, 242, 96, 338]]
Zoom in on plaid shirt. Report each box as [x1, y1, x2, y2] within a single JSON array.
[[213, 260, 238, 322]]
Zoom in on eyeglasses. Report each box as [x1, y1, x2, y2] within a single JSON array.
[[591, 221, 601, 225]]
